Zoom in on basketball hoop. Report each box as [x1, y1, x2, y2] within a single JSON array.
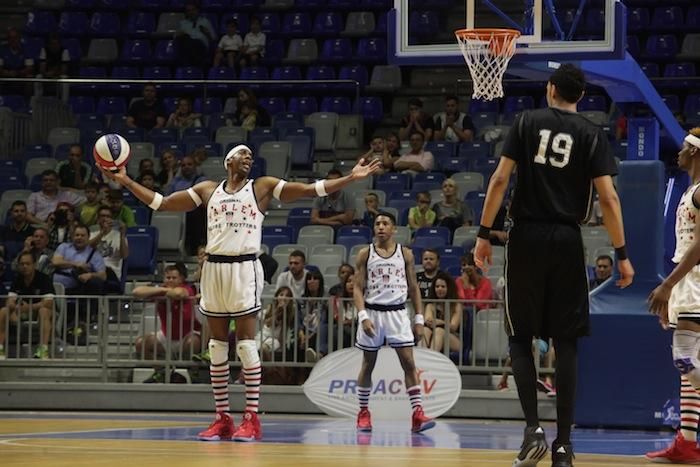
[[455, 28, 521, 101]]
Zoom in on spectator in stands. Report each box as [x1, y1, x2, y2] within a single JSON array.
[[176, 2, 215, 68], [416, 248, 441, 300], [192, 147, 209, 168], [257, 286, 296, 360], [275, 250, 309, 298], [137, 170, 159, 193], [0, 27, 34, 95], [56, 144, 94, 191], [358, 136, 396, 174], [360, 192, 380, 227], [0, 252, 55, 360], [26, 170, 85, 225], [46, 202, 76, 250], [166, 97, 202, 129], [126, 83, 167, 131], [329, 263, 354, 297], [385, 131, 402, 162], [78, 182, 101, 227], [191, 244, 207, 282], [137, 158, 155, 179], [298, 270, 328, 362], [433, 95, 475, 142], [13, 227, 54, 276], [398, 98, 434, 142], [165, 154, 207, 192], [240, 16, 266, 69], [487, 198, 511, 247], [331, 273, 357, 349], [589, 254, 613, 289], [52, 224, 106, 296], [157, 149, 179, 191], [433, 178, 474, 232], [408, 191, 436, 231], [214, 20, 242, 69], [393, 132, 434, 174], [456, 254, 492, 310], [422, 271, 462, 353], [0, 201, 35, 257], [166, 154, 207, 256], [228, 88, 271, 127], [89, 206, 128, 293], [133, 264, 201, 383], [311, 169, 355, 227], [35, 33, 69, 99], [106, 189, 136, 228]]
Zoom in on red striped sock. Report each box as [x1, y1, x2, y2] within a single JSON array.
[[407, 385, 422, 410], [243, 365, 262, 413], [210, 361, 230, 414], [681, 375, 700, 441]]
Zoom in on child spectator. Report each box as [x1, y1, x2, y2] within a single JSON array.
[[361, 192, 380, 227], [408, 191, 436, 231], [166, 97, 202, 129], [214, 20, 243, 69], [240, 16, 266, 68]]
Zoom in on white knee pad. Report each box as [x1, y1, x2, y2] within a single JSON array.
[[236, 339, 260, 368], [208, 339, 229, 365], [673, 330, 700, 387]]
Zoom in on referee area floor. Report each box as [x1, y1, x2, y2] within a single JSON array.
[[0, 411, 668, 466]]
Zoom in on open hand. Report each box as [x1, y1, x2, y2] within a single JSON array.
[[648, 282, 671, 323], [616, 259, 634, 288], [352, 158, 383, 179], [473, 237, 492, 272]]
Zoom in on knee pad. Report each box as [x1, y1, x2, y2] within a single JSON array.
[[236, 339, 260, 368], [208, 339, 229, 365], [673, 331, 700, 376]]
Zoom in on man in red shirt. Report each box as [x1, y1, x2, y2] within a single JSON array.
[[133, 264, 201, 383], [456, 254, 493, 310]]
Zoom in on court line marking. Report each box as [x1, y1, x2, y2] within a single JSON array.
[[0, 424, 203, 438]]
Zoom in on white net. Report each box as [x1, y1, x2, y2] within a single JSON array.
[[455, 29, 521, 101]]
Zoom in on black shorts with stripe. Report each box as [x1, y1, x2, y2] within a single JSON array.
[[505, 221, 590, 340]]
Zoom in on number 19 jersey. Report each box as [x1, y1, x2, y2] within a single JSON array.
[[503, 108, 618, 225]]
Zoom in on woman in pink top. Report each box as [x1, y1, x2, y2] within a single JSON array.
[[455, 254, 493, 310]]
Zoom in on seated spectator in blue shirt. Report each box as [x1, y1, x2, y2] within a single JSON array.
[[51, 224, 106, 295], [0, 27, 34, 78], [176, 2, 215, 67], [166, 155, 207, 194]]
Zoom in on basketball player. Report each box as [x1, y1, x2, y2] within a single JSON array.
[[473, 64, 634, 467], [101, 145, 381, 442], [353, 211, 435, 433], [647, 128, 700, 463]]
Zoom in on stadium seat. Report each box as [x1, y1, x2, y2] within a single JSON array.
[[151, 211, 185, 255], [437, 157, 469, 175], [645, 34, 679, 59], [238, 66, 269, 87], [23, 144, 53, 159], [89, 12, 120, 37], [0, 95, 28, 113], [204, 0, 232, 12], [578, 95, 607, 112], [262, 226, 293, 252], [249, 127, 278, 148], [86, 39, 118, 63], [25, 11, 57, 35], [288, 96, 318, 115], [181, 127, 210, 145], [678, 34, 700, 61], [284, 39, 318, 65], [258, 12, 280, 33], [415, 226, 450, 245], [285, 134, 314, 169], [664, 62, 696, 78], [354, 96, 383, 124], [320, 96, 352, 114], [96, 96, 126, 115], [281, 12, 312, 36], [409, 11, 438, 39], [215, 126, 247, 148], [338, 65, 369, 89], [305, 64, 336, 91], [342, 11, 375, 37], [257, 97, 286, 116], [125, 12, 155, 37], [261, 39, 285, 66], [126, 227, 158, 276], [356, 37, 386, 63], [319, 38, 352, 63], [25, 158, 57, 180], [47, 127, 80, 149], [219, 12, 249, 35], [425, 141, 456, 160], [375, 173, 410, 192], [650, 6, 683, 32], [149, 128, 178, 145], [156, 12, 184, 35], [313, 12, 343, 36], [173, 66, 203, 93], [58, 11, 88, 36], [298, 225, 334, 251], [287, 207, 312, 231], [120, 39, 152, 64], [259, 141, 290, 179], [366, 64, 401, 92], [640, 62, 660, 78], [627, 7, 649, 33], [412, 172, 445, 193], [154, 39, 177, 64]]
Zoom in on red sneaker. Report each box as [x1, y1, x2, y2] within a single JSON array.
[[411, 407, 435, 433], [232, 411, 262, 442], [198, 413, 235, 441], [646, 431, 700, 464], [356, 408, 372, 432]]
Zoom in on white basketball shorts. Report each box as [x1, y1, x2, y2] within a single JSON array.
[[669, 267, 700, 327], [199, 256, 264, 319], [355, 307, 415, 352]]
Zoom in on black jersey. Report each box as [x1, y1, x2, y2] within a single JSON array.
[[502, 107, 617, 225]]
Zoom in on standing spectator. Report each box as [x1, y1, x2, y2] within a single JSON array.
[[107, 189, 136, 228], [456, 254, 492, 310], [358, 136, 396, 174], [26, 170, 85, 225], [394, 132, 434, 174], [35, 33, 69, 99], [275, 250, 310, 298], [0, 201, 35, 257], [416, 248, 441, 300], [0, 28, 34, 95], [56, 144, 94, 190], [433, 95, 475, 142], [166, 97, 202, 129], [51, 224, 107, 296], [432, 178, 474, 232], [361, 192, 380, 227], [89, 206, 129, 293], [589, 255, 613, 289], [46, 202, 76, 250], [328, 263, 354, 297], [157, 149, 179, 191], [408, 191, 436, 231], [240, 16, 266, 69], [421, 271, 462, 353], [214, 20, 242, 69], [13, 227, 54, 276], [398, 98, 434, 142], [176, 2, 215, 67], [79, 182, 102, 226], [298, 270, 328, 361], [311, 169, 355, 227], [127, 83, 167, 130], [0, 252, 55, 360]]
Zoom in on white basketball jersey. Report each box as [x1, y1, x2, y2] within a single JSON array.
[[365, 243, 408, 306], [673, 182, 700, 263], [206, 179, 264, 255]]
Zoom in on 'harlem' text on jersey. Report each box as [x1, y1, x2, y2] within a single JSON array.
[[206, 179, 264, 256], [365, 243, 408, 306]]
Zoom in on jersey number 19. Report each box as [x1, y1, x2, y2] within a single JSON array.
[[534, 129, 573, 168]]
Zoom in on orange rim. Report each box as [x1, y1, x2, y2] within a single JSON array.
[[454, 28, 522, 41]]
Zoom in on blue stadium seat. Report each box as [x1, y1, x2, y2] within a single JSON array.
[[125, 12, 155, 37], [149, 128, 179, 145], [296, 0, 326, 7], [182, 127, 210, 145], [626, 35, 640, 57], [58, 12, 88, 36], [627, 7, 649, 33], [438, 157, 469, 174], [661, 94, 680, 113], [338, 65, 368, 90], [120, 127, 146, 142], [261, 39, 285, 66], [76, 113, 107, 129], [579, 95, 607, 112], [258, 97, 286, 116], [337, 225, 371, 242], [187, 142, 222, 158], [320, 38, 352, 63], [471, 112, 498, 130], [409, 11, 438, 39], [194, 97, 223, 114], [126, 227, 158, 276], [424, 141, 456, 159], [362, 0, 389, 7], [135, 0, 167, 7], [22, 37, 43, 62], [470, 99, 499, 113], [305, 65, 336, 91], [650, 6, 683, 32], [582, 8, 605, 35], [143, 65, 171, 81], [271, 65, 302, 90], [415, 226, 451, 245], [282, 12, 312, 36], [250, 157, 266, 178], [685, 95, 700, 125], [109, 65, 140, 93], [645, 35, 678, 59], [207, 66, 235, 93], [263, 225, 294, 242], [239, 66, 269, 90], [687, 6, 700, 31], [173, 66, 203, 93], [664, 62, 695, 78], [356, 37, 386, 63], [24, 144, 53, 159], [249, 127, 278, 148], [287, 207, 312, 231], [287, 96, 317, 115], [504, 95, 535, 116], [375, 173, 410, 192], [640, 62, 660, 78], [232, 0, 262, 8], [0, 95, 28, 113], [157, 142, 186, 157], [354, 96, 383, 124], [320, 96, 352, 114], [66, 0, 95, 7], [259, 12, 280, 33], [154, 39, 177, 64], [374, 11, 386, 34], [412, 172, 445, 193], [0, 177, 26, 191], [89, 12, 120, 37], [203, 0, 231, 12], [25, 11, 57, 35], [96, 96, 127, 115], [313, 12, 343, 36], [98, 0, 130, 10], [327, 0, 353, 8], [121, 39, 152, 64], [458, 142, 491, 159], [285, 134, 313, 170], [76, 66, 106, 94], [436, 245, 464, 260]]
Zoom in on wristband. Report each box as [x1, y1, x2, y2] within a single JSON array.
[[477, 225, 491, 240], [414, 314, 425, 325], [358, 309, 369, 323], [315, 179, 328, 197], [148, 192, 163, 211], [615, 245, 628, 261]]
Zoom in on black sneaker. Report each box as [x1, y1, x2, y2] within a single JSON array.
[[144, 368, 166, 383], [551, 443, 574, 467], [513, 426, 548, 467]]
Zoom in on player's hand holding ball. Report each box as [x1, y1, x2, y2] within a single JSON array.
[[94, 134, 132, 186]]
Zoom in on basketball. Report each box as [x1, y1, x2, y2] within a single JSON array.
[[93, 133, 130, 170]]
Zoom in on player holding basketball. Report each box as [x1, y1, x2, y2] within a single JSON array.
[[648, 128, 700, 464], [101, 145, 381, 442], [353, 211, 435, 433], [473, 64, 634, 467]]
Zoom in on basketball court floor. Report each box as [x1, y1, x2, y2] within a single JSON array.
[[0, 411, 671, 466]]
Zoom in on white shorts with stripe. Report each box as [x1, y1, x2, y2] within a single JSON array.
[[669, 267, 700, 327], [199, 257, 264, 319], [355, 307, 415, 352]]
